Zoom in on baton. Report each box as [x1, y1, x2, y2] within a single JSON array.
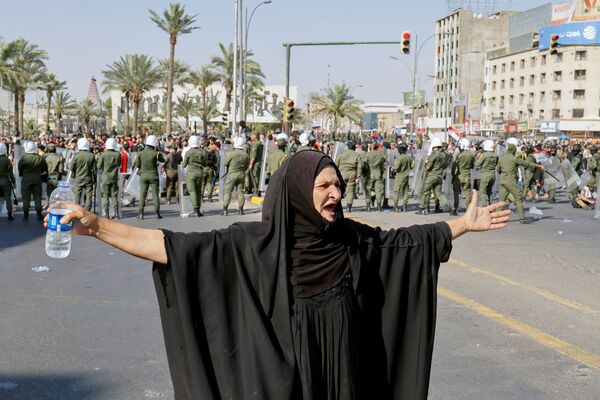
[[544, 170, 560, 182], [11, 186, 18, 206], [93, 182, 97, 214]]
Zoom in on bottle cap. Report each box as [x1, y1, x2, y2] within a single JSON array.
[[58, 181, 72, 189]]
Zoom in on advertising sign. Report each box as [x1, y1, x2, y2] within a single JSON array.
[[539, 21, 600, 49], [467, 94, 482, 120], [403, 90, 426, 107], [573, 0, 600, 21], [453, 105, 466, 126], [552, 1, 576, 25], [540, 120, 560, 133]]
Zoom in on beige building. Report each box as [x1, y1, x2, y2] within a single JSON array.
[[432, 9, 516, 127], [482, 45, 600, 137]]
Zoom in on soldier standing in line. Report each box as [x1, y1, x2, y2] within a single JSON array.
[[451, 138, 474, 215], [335, 139, 360, 213], [97, 138, 121, 219], [223, 136, 250, 216], [182, 135, 206, 217], [497, 143, 544, 224], [475, 140, 498, 207], [266, 133, 289, 182], [18, 141, 48, 220], [44, 142, 64, 208], [365, 142, 386, 211], [416, 137, 451, 215], [163, 144, 182, 205], [591, 146, 600, 180], [134, 135, 165, 219], [522, 145, 537, 201], [203, 140, 219, 202], [391, 143, 413, 212], [0, 142, 16, 221], [71, 138, 97, 211], [569, 143, 583, 200], [248, 132, 264, 197]]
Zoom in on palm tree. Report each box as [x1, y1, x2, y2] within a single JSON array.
[[202, 96, 221, 131], [174, 95, 199, 132], [158, 58, 191, 90], [2, 38, 47, 136], [310, 84, 363, 139], [189, 65, 218, 131], [52, 91, 76, 135], [209, 43, 264, 113], [149, 2, 199, 137], [77, 98, 97, 132], [102, 56, 133, 133], [38, 73, 66, 132]]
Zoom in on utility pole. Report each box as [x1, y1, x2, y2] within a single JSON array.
[[411, 35, 418, 139], [231, 0, 241, 137]]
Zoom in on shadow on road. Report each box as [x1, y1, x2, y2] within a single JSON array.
[[0, 373, 106, 400], [0, 221, 46, 251]]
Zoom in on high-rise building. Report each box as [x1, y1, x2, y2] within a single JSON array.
[[432, 9, 516, 132]]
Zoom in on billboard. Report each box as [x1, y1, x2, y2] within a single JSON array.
[[552, 1, 576, 25], [467, 94, 482, 121], [573, 0, 600, 21], [403, 90, 426, 107], [539, 21, 600, 49]]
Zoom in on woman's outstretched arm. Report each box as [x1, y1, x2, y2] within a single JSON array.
[[45, 204, 167, 264]]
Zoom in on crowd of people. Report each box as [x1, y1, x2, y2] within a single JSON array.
[[0, 126, 598, 224]]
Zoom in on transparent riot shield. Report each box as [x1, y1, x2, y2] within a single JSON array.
[[95, 171, 103, 216], [158, 163, 166, 191], [594, 191, 600, 220], [332, 142, 348, 164], [117, 172, 125, 218], [580, 170, 591, 188], [384, 150, 398, 200], [218, 143, 233, 202], [442, 159, 455, 199], [561, 159, 582, 193], [493, 144, 507, 197], [178, 165, 194, 217], [12, 144, 23, 201], [258, 138, 276, 193], [410, 141, 429, 197], [355, 148, 366, 196], [539, 155, 564, 191], [0, 198, 6, 216], [124, 167, 141, 198]]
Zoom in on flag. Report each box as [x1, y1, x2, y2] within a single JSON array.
[[447, 126, 462, 141]]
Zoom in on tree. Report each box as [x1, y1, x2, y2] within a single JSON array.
[[2, 38, 47, 136], [52, 91, 76, 135], [77, 98, 97, 132], [174, 95, 199, 132], [149, 2, 199, 137], [158, 58, 191, 90], [209, 43, 264, 113], [189, 65, 218, 132], [38, 72, 66, 132], [102, 56, 133, 134], [310, 83, 363, 139]]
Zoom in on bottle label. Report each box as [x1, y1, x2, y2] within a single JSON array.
[[48, 210, 72, 232]]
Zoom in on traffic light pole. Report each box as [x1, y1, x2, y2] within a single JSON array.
[[283, 41, 402, 133]]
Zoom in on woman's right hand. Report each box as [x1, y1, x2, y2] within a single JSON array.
[[44, 203, 101, 237]]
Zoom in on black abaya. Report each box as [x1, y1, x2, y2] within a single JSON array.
[[152, 151, 452, 399]]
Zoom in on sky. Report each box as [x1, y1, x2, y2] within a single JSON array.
[[1, 0, 550, 107]]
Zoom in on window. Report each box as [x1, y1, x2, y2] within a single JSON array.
[[520, 76, 525, 87], [509, 95, 514, 104], [501, 79, 505, 89], [539, 110, 544, 120], [575, 50, 587, 61], [492, 81, 497, 90], [574, 69, 586, 80], [574, 89, 585, 100], [540, 73, 546, 83], [540, 91, 545, 101], [510, 61, 515, 71], [552, 109, 560, 119], [520, 59, 525, 69], [530, 57, 536, 67], [528, 93, 535, 102], [529, 75, 535, 85], [501, 63, 506, 73], [541, 55, 547, 65], [510, 78, 515, 88], [493, 65, 497, 74], [518, 111, 524, 120], [572, 109, 584, 118], [553, 71, 562, 81], [519, 94, 524, 104], [552, 90, 561, 100], [553, 53, 563, 62]]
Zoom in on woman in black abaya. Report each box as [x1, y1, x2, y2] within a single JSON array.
[[52, 150, 511, 400]]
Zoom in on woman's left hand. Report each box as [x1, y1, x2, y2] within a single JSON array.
[[464, 190, 511, 232]]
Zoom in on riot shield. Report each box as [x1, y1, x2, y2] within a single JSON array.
[[117, 172, 125, 218], [258, 138, 276, 193], [561, 159, 582, 193], [124, 167, 140, 198], [95, 170, 103, 216], [0, 198, 6, 216], [178, 165, 194, 217], [493, 144, 507, 197], [410, 141, 429, 197], [539, 155, 564, 191], [218, 143, 233, 202], [580, 170, 591, 188], [442, 159, 455, 199], [355, 148, 366, 196], [594, 191, 600, 220], [332, 142, 348, 164], [384, 150, 398, 200], [12, 144, 23, 201], [158, 163, 166, 191]]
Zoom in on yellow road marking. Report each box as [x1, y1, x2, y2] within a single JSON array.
[[438, 286, 600, 370], [448, 258, 600, 315]]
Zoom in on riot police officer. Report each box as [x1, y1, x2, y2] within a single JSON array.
[[18, 141, 48, 220], [134, 135, 165, 219]]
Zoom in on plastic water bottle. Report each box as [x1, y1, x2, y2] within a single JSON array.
[[46, 181, 76, 259]]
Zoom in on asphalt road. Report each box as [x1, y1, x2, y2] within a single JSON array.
[[1, 190, 599, 399]]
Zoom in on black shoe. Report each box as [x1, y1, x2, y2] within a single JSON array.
[[37, 211, 44, 221], [8, 214, 14, 221], [195, 208, 204, 217], [520, 219, 530, 224], [156, 212, 163, 219], [394, 206, 399, 212], [137, 211, 144, 220], [23, 212, 29, 221], [434, 207, 443, 214], [450, 208, 458, 216], [239, 208, 244, 216], [401, 205, 406, 212], [346, 206, 352, 213], [415, 208, 429, 215]]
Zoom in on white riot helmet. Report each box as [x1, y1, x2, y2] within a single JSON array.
[[188, 135, 199, 148], [276, 133, 288, 141], [77, 138, 90, 151], [24, 141, 37, 154], [0, 143, 6, 155], [458, 138, 470, 150], [105, 138, 118, 151], [234, 136, 246, 149], [430, 137, 443, 149], [506, 137, 518, 147], [299, 131, 315, 146], [145, 135, 158, 148], [483, 139, 495, 152]]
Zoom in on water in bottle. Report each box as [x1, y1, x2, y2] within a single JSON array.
[[46, 181, 76, 258]]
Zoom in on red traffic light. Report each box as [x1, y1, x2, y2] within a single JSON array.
[[287, 100, 295, 108], [402, 32, 411, 40], [551, 34, 559, 41]]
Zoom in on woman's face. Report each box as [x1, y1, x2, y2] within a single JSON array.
[[312, 165, 341, 222]]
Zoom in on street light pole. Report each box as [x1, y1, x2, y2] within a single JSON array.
[[231, 0, 241, 137]]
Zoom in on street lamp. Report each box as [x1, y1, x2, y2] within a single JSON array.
[[241, 0, 272, 120]]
